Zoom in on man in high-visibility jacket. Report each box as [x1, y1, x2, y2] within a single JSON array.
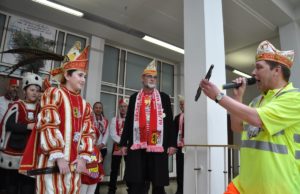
[[200, 40, 300, 194]]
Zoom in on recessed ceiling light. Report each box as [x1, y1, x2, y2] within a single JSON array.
[[32, 0, 84, 17], [143, 35, 184, 54]]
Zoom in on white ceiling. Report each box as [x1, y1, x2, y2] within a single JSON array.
[[0, 0, 300, 73]]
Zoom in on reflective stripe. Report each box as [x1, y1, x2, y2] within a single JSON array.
[[275, 89, 299, 98], [294, 134, 300, 143], [295, 151, 300, 159], [241, 140, 288, 154], [273, 130, 285, 136], [249, 95, 262, 108]]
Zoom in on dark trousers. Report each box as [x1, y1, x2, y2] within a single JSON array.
[[176, 147, 184, 193], [127, 182, 165, 194], [0, 167, 7, 192], [5, 169, 35, 194], [94, 148, 107, 194], [125, 151, 167, 194], [108, 155, 125, 193]]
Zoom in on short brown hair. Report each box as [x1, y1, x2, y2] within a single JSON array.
[[266, 60, 290, 82], [61, 70, 77, 84]]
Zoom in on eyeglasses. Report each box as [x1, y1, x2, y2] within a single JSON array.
[[144, 75, 158, 79]]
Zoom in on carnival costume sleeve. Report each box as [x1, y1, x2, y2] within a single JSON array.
[[78, 103, 95, 160], [36, 87, 65, 161]]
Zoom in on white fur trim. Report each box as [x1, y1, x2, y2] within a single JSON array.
[[0, 151, 21, 169], [80, 155, 92, 163], [49, 152, 64, 161]]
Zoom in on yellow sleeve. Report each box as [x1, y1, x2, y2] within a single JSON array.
[[257, 92, 300, 135]]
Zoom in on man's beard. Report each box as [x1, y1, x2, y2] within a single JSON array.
[[144, 82, 156, 89], [9, 91, 18, 98]]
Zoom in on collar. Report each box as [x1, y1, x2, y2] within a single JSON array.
[[263, 82, 293, 98], [61, 86, 81, 96]]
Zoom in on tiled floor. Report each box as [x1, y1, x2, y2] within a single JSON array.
[[99, 179, 177, 194]]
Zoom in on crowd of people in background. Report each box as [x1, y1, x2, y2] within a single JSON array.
[[0, 49, 184, 194]]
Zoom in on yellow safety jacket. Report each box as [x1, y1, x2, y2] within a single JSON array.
[[233, 83, 300, 194]]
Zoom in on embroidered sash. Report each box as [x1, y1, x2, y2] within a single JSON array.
[[132, 89, 164, 152]]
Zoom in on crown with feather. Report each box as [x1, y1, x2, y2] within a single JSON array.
[[1, 41, 89, 85]]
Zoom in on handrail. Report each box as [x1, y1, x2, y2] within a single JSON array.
[[183, 144, 240, 194], [184, 144, 239, 149]]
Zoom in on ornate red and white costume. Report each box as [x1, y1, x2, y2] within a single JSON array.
[[0, 100, 40, 169], [94, 114, 109, 148], [0, 78, 20, 122], [20, 86, 95, 194], [110, 115, 125, 155]]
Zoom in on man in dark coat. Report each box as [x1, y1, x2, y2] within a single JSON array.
[[120, 60, 177, 194]]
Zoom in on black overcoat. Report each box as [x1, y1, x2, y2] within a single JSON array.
[[120, 91, 176, 186]]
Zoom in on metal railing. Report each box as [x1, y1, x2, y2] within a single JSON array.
[[183, 144, 240, 194]]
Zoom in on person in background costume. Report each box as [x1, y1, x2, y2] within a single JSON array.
[[80, 111, 105, 194], [0, 78, 20, 193], [200, 40, 300, 194], [120, 60, 177, 194], [174, 95, 184, 194], [0, 78, 20, 122], [93, 101, 109, 194], [19, 45, 95, 194], [107, 98, 128, 194], [0, 72, 42, 194]]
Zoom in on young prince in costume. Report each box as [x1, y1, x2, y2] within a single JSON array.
[[20, 46, 96, 194]]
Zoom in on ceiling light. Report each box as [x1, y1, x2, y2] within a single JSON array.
[[143, 35, 184, 54], [232, 69, 252, 78], [32, 0, 84, 17]]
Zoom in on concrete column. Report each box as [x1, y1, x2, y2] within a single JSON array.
[[184, 0, 227, 194], [85, 36, 105, 105], [279, 22, 300, 88]]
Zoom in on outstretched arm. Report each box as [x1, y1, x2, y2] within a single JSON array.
[[200, 78, 262, 128]]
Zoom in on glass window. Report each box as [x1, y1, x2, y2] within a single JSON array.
[[125, 90, 136, 96], [161, 62, 174, 96], [126, 52, 152, 90], [102, 45, 119, 84], [0, 13, 6, 49], [119, 50, 126, 86], [101, 85, 117, 93], [100, 93, 116, 122], [54, 31, 65, 69]]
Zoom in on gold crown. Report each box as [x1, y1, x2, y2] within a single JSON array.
[[51, 45, 89, 82], [256, 40, 294, 68], [143, 60, 157, 76]]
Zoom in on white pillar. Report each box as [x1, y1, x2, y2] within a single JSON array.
[[184, 0, 227, 194], [85, 36, 105, 105], [279, 22, 300, 88]]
